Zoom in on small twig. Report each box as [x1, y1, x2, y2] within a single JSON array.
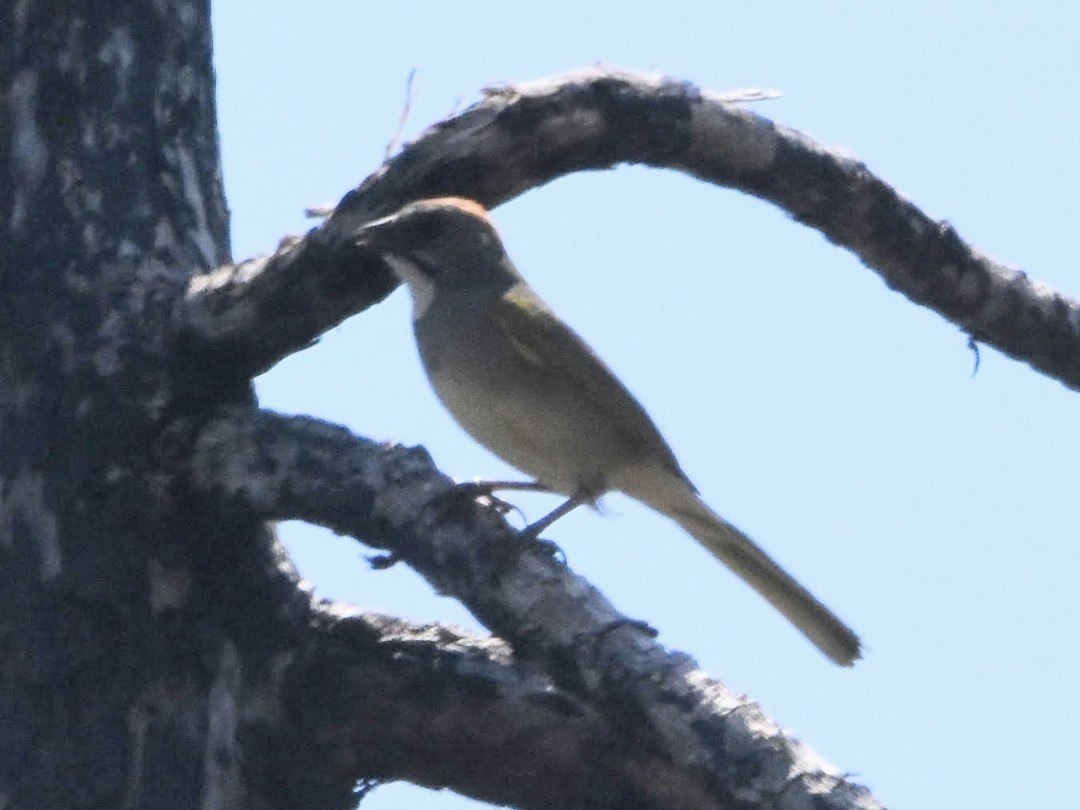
[[967, 334, 982, 376], [304, 202, 336, 219], [385, 68, 417, 160], [307, 70, 419, 220]]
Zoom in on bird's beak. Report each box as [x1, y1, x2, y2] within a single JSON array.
[[354, 211, 400, 249], [352, 212, 435, 291]]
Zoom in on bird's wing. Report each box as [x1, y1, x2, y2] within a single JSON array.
[[491, 283, 688, 478]]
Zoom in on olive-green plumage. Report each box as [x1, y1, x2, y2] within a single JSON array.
[[359, 197, 861, 666]]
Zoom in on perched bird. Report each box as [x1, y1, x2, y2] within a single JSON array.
[[357, 197, 861, 666]]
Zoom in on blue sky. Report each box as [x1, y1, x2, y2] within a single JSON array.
[[213, 4, 1079, 808]]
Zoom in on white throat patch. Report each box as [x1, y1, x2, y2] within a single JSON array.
[[385, 255, 436, 320]]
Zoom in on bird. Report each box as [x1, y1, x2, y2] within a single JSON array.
[[356, 197, 862, 666]]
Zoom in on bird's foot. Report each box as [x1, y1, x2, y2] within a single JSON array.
[[432, 483, 582, 564], [426, 480, 543, 525], [451, 481, 528, 521]]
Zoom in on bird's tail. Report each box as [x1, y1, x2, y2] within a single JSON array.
[[617, 466, 862, 666]]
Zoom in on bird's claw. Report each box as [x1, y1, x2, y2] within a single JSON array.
[[453, 482, 525, 520]]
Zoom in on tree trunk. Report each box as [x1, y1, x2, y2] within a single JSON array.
[[0, 2, 297, 807]]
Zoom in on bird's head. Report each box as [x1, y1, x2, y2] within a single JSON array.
[[357, 198, 519, 314]]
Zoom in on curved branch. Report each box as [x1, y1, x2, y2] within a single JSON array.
[[180, 66, 1080, 390], [188, 407, 882, 810], [286, 608, 720, 810]]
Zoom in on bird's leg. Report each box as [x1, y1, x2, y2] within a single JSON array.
[[462, 480, 552, 495], [521, 495, 586, 538]]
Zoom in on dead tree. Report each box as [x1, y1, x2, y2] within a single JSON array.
[[3, 3, 1077, 809]]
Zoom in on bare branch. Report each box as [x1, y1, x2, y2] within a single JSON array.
[[188, 407, 883, 810], [174, 231, 395, 380], [178, 66, 1080, 391]]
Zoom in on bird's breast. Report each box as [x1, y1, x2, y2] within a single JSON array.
[[414, 301, 616, 497]]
